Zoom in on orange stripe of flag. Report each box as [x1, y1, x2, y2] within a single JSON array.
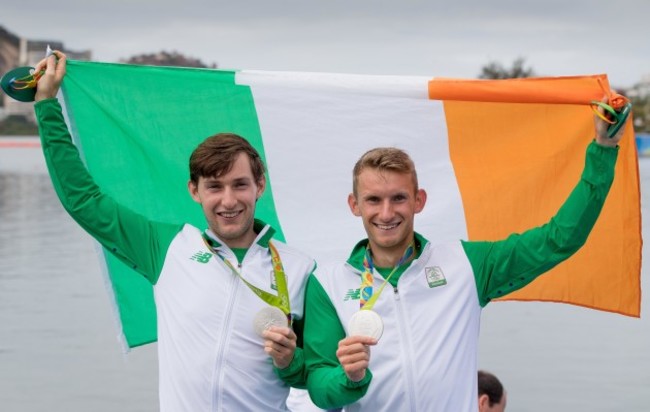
[[433, 76, 641, 317], [430, 74, 614, 105]]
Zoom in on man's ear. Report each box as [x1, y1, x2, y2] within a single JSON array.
[[188, 180, 201, 203], [256, 175, 267, 200], [478, 394, 490, 412], [348, 193, 361, 216], [414, 188, 427, 214]]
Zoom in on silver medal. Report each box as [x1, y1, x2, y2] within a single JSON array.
[[253, 306, 288, 337], [347, 310, 384, 340]]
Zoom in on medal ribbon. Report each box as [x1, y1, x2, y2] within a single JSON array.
[[360, 242, 415, 311], [202, 235, 291, 319], [10, 70, 43, 90]]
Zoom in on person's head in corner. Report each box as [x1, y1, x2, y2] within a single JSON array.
[[478, 370, 507, 412]]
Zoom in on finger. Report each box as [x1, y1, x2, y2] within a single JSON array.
[[264, 337, 296, 354], [264, 341, 292, 361], [264, 343, 290, 357], [264, 337, 295, 352], [337, 343, 371, 362], [337, 341, 373, 360], [341, 359, 370, 381], [33, 58, 48, 74], [336, 342, 367, 357], [44, 53, 57, 75], [338, 343, 370, 358], [53, 51, 67, 79], [592, 104, 610, 140], [339, 335, 377, 349], [346, 335, 377, 345], [264, 336, 296, 352], [262, 329, 296, 348], [53, 50, 67, 60], [264, 343, 295, 369], [338, 352, 370, 368], [611, 116, 629, 141], [341, 357, 370, 371], [267, 326, 296, 340]]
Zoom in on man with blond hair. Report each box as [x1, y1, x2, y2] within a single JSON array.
[[303, 105, 626, 410]]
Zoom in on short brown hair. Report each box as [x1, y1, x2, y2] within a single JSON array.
[[189, 133, 265, 184], [478, 370, 504, 406], [352, 147, 418, 196]]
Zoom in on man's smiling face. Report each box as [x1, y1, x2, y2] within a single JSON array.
[[348, 168, 425, 265], [189, 152, 265, 248]]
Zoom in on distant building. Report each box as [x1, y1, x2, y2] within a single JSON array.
[[1, 26, 91, 122]]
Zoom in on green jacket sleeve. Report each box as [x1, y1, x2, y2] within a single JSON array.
[[304, 274, 372, 409], [34, 98, 182, 284], [274, 347, 306, 388], [273, 315, 307, 388], [464, 140, 618, 306]]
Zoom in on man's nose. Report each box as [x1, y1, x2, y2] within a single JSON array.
[[378, 200, 394, 221], [221, 186, 237, 208]]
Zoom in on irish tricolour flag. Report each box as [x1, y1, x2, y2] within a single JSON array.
[[60, 61, 641, 349]]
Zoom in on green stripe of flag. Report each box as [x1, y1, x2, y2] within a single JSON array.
[[62, 60, 284, 348]]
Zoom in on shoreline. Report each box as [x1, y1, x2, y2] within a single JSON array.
[[0, 136, 40, 148]]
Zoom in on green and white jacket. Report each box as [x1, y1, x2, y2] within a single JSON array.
[[36, 98, 315, 412], [304, 141, 618, 412]]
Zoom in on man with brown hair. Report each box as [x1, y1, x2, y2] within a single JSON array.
[[303, 102, 626, 410], [478, 370, 507, 412], [33, 51, 315, 411]]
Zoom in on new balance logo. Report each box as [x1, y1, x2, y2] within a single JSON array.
[[190, 252, 212, 264], [344, 288, 361, 301]]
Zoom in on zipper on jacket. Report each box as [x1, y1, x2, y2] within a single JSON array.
[[212, 255, 240, 411], [393, 288, 418, 412]]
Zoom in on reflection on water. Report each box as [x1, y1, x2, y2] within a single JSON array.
[[1, 142, 648, 412]]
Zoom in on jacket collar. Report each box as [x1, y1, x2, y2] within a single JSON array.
[[346, 232, 429, 271], [204, 219, 276, 250]]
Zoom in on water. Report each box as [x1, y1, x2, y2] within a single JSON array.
[[1, 138, 648, 412], [0, 138, 158, 412]]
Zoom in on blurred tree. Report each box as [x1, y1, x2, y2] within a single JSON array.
[[479, 57, 535, 79], [121, 51, 217, 68], [0, 114, 38, 135], [629, 95, 649, 133]]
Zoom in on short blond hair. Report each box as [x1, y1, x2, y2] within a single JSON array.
[[352, 147, 418, 196]]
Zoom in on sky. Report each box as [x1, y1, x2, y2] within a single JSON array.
[[3, 0, 650, 89]]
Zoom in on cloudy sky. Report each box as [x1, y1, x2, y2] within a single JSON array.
[[3, 0, 649, 88]]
